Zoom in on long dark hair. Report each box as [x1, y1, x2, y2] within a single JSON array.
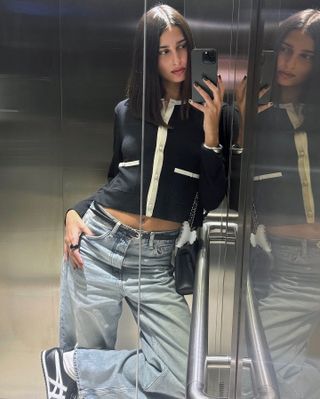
[[273, 9, 320, 118], [127, 4, 194, 126]]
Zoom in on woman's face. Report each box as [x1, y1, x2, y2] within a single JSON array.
[[158, 26, 188, 87], [276, 29, 315, 88]]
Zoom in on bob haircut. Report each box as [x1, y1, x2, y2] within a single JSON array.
[[127, 4, 194, 126], [273, 9, 320, 111]]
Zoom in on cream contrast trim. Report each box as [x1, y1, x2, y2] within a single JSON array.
[[118, 160, 140, 167], [145, 101, 176, 217], [253, 172, 282, 181], [282, 105, 314, 223], [174, 168, 200, 179], [294, 131, 315, 223], [279, 103, 304, 129]]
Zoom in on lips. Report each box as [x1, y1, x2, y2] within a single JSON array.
[[278, 71, 295, 79], [172, 67, 186, 75]]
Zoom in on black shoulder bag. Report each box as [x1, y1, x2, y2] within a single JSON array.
[[174, 193, 202, 295]]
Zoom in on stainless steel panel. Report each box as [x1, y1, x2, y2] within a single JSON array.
[[0, 1, 155, 397], [0, 1, 62, 396]]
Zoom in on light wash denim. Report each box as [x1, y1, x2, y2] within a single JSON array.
[[59, 202, 191, 399], [245, 234, 320, 399]]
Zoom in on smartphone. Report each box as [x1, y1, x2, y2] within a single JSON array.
[[258, 50, 276, 104], [191, 48, 218, 103]]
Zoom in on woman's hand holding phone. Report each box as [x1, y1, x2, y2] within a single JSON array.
[[189, 76, 225, 146]]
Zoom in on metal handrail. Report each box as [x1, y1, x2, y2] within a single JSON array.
[[186, 221, 212, 399], [186, 218, 280, 398], [246, 274, 280, 399]]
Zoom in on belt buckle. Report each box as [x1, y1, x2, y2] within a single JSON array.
[[130, 228, 141, 239]]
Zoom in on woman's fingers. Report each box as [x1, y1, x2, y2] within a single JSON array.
[[217, 75, 225, 99], [69, 249, 84, 269], [189, 98, 205, 112], [258, 84, 271, 99], [65, 235, 84, 269], [198, 77, 223, 104], [63, 241, 68, 261], [191, 78, 223, 110], [64, 210, 94, 269], [193, 81, 213, 104], [202, 77, 223, 103], [236, 76, 247, 101], [258, 101, 273, 113], [64, 233, 82, 269]]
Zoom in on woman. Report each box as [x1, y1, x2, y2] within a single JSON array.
[[237, 9, 320, 399], [41, 5, 226, 399]]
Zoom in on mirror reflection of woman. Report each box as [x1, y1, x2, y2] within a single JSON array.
[[238, 9, 320, 399], [40, 5, 226, 399]]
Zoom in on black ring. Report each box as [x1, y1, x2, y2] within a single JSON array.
[[69, 243, 80, 251]]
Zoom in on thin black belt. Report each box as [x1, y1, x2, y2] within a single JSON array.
[[91, 202, 180, 240]]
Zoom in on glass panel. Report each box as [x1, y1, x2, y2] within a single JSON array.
[[135, 2, 192, 397], [182, 0, 253, 397], [137, 1, 243, 397], [235, 1, 320, 398]]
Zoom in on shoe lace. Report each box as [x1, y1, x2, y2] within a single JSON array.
[[47, 351, 70, 399]]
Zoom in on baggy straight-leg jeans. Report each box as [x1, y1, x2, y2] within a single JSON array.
[[59, 203, 191, 399], [253, 234, 320, 399]]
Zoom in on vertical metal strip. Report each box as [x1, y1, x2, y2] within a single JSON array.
[[229, 0, 264, 396], [135, 1, 147, 397]]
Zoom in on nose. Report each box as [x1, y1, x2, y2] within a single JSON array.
[[285, 54, 297, 71], [172, 50, 181, 66]]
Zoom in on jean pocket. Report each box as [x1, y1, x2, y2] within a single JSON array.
[[82, 209, 114, 241], [139, 345, 169, 393]]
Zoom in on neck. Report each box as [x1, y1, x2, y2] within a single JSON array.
[[163, 82, 181, 101], [280, 85, 302, 104]]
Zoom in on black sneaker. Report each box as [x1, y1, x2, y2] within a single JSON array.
[[41, 347, 78, 399]]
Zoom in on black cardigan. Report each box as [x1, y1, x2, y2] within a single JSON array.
[[230, 105, 320, 226], [73, 99, 228, 226]]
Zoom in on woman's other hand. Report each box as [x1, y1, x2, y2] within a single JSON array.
[[235, 76, 273, 146], [258, 85, 273, 113], [64, 210, 93, 269], [189, 75, 225, 147]]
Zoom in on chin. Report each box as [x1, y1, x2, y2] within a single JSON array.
[[277, 78, 294, 87]]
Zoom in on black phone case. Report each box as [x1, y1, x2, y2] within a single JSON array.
[[191, 48, 218, 103]]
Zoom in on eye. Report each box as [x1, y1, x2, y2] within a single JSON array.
[[300, 53, 314, 62], [159, 49, 169, 56], [279, 45, 292, 55], [177, 42, 187, 49]]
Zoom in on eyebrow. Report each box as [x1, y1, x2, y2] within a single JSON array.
[[282, 41, 315, 54], [159, 38, 187, 49]]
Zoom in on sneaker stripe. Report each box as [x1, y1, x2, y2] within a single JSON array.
[[42, 350, 69, 399]]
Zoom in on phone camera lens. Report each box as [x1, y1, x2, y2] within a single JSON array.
[[202, 50, 216, 64]]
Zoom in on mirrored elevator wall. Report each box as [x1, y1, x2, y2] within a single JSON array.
[[0, 1, 145, 397], [0, 1, 61, 397]]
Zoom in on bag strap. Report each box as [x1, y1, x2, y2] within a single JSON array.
[[251, 202, 259, 233], [188, 192, 199, 229]]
